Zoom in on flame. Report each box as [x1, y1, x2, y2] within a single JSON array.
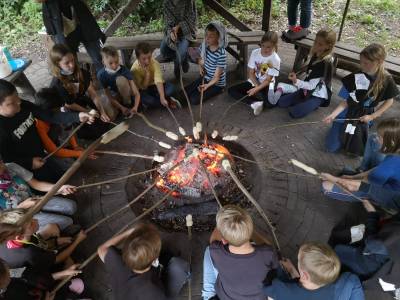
[[156, 141, 232, 197]]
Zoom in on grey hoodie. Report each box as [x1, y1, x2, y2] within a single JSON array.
[[200, 21, 228, 60]]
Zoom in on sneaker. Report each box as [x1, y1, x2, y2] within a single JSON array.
[[251, 101, 263, 116], [282, 26, 310, 41]]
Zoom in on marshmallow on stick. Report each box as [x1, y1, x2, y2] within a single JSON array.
[[196, 122, 202, 133], [193, 127, 200, 140], [222, 135, 238, 141], [211, 130, 218, 139], [289, 159, 319, 176], [158, 141, 172, 149], [165, 131, 179, 141], [179, 127, 186, 136]]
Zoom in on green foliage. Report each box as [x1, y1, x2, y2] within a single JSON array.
[[0, 1, 42, 47]]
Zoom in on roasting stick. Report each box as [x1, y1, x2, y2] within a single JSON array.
[[166, 104, 186, 136], [193, 77, 205, 140], [76, 168, 158, 190], [263, 118, 361, 134], [199, 160, 223, 208], [175, 45, 195, 128], [109, 121, 173, 150], [51, 190, 174, 296], [43, 109, 98, 161], [17, 122, 129, 227], [136, 113, 179, 141], [289, 159, 367, 202], [95, 150, 164, 162], [222, 160, 281, 254], [186, 214, 193, 300], [220, 94, 249, 122]]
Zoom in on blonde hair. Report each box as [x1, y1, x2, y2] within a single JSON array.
[[299, 242, 341, 286], [377, 118, 400, 154], [122, 223, 161, 271], [0, 209, 30, 243], [360, 43, 387, 101], [311, 29, 336, 60], [49, 44, 85, 97], [216, 205, 253, 246]]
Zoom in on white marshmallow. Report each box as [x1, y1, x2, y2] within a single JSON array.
[[166, 131, 179, 141], [211, 130, 218, 139], [222, 135, 238, 141], [290, 159, 318, 175], [222, 159, 231, 170], [179, 127, 186, 136], [153, 155, 165, 163], [193, 127, 200, 140], [158, 141, 172, 149], [186, 214, 193, 227], [196, 122, 202, 132]]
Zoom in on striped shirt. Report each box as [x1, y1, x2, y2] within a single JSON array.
[[203, 47, 227, 87]]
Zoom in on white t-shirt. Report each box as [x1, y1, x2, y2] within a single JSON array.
[[247, 49, 281, 83]]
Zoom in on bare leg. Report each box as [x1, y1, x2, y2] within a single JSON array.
[[116, 76, 133, 107]]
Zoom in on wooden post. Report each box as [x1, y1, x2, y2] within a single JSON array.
[[104, 0, 143, 37], [338, 0, 351, 41], [202, 0, 251, 32], [262, 0, 272, 31]]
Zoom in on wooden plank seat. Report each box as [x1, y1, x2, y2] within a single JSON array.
[[291, 34, 400, 84], [88, 30, 265, 78]]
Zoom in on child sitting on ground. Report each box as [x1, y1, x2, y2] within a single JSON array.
[[321, 118, 400, 211], [228, 31, 280, 115], [0, 79, 94, 183], [264, 242, 365, 300], [97, 46, 141, 116], [323, 43, 399, 156], [275, 29, 336, 119], [0, 160, 77, 231], [0, 209, 86, 274], [0, 256, 83, 299], [131, 42, 177, 109], [98, 222, 189, 300], [185, 21, 227, 105], [202, 205, 278, 300], [50, 44, 112, 139]]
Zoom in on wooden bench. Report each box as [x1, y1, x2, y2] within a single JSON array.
[[292, 34, 400, 84], [100, 30, 265, 79]]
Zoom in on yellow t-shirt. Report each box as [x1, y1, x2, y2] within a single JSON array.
[[131, 58, 164, 90]]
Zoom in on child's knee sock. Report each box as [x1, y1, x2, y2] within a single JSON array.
[[270, 88, 283, 105]]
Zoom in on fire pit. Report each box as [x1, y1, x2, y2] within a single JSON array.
[[126, 136, 260, 231], [155, 138, 234, 201]]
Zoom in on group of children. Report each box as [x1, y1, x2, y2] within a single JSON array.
[[0, 0, 398, 298]]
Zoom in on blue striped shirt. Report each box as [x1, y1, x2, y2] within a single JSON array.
[[203, 47, 227, 87]]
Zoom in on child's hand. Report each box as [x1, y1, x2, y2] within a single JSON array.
[[17, 197, 37, 209], [100, 113, 111, 123], [78, 112, 96, 124], [160, 97, 169, 107], [198, 83, 209, 92], [170, 30, 177, 42], [32, 157, 45, 170], [320, 172, 338, 183], [360, 114, 374, 123], [247, 87, 258, 96], [288, 72, 297, 83], [57, 264, 82, 278], [199, 65, 205, 76], [362, 200, 376, 212], [75, 230, 87, 243], [57, 185, 77, 195], [337, 178, 361, 192], [322, 114, 334, 124]]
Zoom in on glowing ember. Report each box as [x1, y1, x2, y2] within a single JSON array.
[[156, 141, 233, 198]]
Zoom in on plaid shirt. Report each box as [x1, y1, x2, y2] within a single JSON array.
[[163, 0, 197, 40]]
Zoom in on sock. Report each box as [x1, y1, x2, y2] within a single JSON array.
[[272, 88, 283, 104]]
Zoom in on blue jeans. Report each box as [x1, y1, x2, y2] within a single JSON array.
[[334, 244, 388, 279], [35, 196, 77, 230], [277, 90, 324, 118], [287, 0, 312, 28], [202, 246, 219, 300], [140, 82, 176, 108], [160, 37, 190, 75], [185, 77, 224, 105], [359, 133, 385, 171], [323, 183, 400, 210], [325, 109, 347, 152]]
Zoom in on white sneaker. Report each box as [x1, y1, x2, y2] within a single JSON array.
[[251, 101, 263, 116]]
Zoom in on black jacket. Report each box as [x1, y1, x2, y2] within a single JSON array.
[[0, 100, 79, 170], [42, 0, 105, 43]]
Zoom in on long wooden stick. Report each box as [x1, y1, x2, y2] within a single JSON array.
[[51, 190, 173, 295], [136, 112, 167, 133], [222, 160, 281, 253], [43, 122, 86, 161], [199, 76, 205, 122], [17, 122, 129, 226], [76, 168, 157, 190], [95, 150, 155, 160], [221, 94, 249, 121], [175, 44, 195, 127]]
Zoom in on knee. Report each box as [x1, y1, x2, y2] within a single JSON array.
[[322, 181, 334, 193], [288, 108, 306, 119], [116, 76, 129, 90]]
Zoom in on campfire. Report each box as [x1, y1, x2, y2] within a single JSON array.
[[155, 138, 234, 200]]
